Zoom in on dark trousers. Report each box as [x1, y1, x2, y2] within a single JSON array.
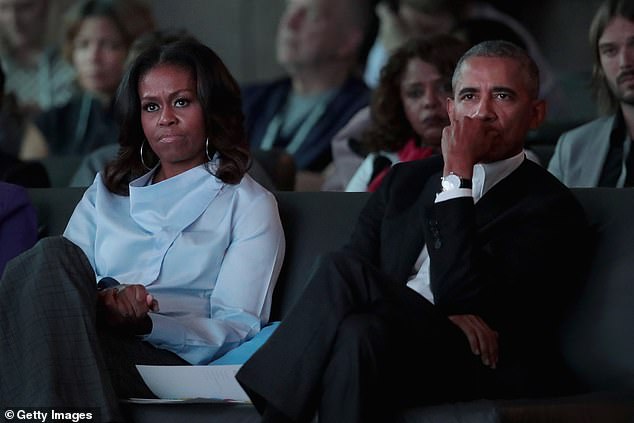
[[236, 251, 493, 423], [0, 237, 187, 422]]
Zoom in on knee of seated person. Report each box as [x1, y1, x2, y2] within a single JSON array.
[[35, 236, 82, 256], [335, 313, 389, 350]]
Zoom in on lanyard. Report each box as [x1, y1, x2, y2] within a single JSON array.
[[259, 98, 329, 155]]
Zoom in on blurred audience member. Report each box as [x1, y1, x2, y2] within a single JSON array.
[[548, 0, 634, 187], [68, 29, 191, 187], [0, 181, 37, 275], [364, 0, 555, 104], [0, 56, 50, 186], [0, 0, 75, 116], [33, 0, 154, 156], [345, 35, 467, 192], [242, 0, 373, 186]]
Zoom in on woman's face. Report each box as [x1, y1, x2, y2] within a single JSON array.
[[72, 16, 127, 98], [139, 63, 207, 179], [399, 57, 451, 146]]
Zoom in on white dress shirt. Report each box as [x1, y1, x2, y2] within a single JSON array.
[[406, 151, 525, 303], [64, 162, 285, 364]]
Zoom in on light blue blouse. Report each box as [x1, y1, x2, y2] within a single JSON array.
[[63, 163, 285, 365]]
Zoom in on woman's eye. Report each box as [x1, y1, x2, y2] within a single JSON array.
[[175, 98, 190, 107], [143, 103, 159, 112], [405, 89, 423, 99]]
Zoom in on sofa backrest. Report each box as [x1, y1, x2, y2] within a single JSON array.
[[560, 188, 634, 393], [271, 192, 369, 319], [26, 187, 633, 393], [26, 188, 369, 321]]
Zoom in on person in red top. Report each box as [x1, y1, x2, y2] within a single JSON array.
[[343, 35, 467, 191]]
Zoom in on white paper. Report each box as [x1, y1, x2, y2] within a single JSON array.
[[135, 364, 250, 402]]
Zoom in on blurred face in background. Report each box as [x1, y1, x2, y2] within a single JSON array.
[[276, 0, 358, 71], [72, 15, 127, 99], [400, 57, 451, 146], [598, 16, 634, 106], [0, 0, 47, 50], [399, 4, 455, 38]]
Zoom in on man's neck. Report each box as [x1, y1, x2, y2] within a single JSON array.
[[621, 102, 634, 140], [288, 62, 351, 96]]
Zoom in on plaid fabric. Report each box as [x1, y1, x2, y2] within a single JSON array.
[[0, 237, 186, 422]]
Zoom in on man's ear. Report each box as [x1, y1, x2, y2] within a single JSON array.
[[446, 97, 455, 124], [529, 99, 546, 129]]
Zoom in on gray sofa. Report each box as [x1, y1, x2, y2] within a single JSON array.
[[26, 187, 634, 423]]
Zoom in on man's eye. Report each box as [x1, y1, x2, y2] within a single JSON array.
[[601, 47, 617, 57], [461, 94, 475, 101]]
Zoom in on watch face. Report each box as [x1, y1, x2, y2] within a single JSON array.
[[441, 174, 461, 191]]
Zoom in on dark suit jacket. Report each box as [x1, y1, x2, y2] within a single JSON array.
[[241, 76, 369, 172], [345, 155, 590, 367]]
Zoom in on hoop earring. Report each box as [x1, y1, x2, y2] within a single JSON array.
[[205, 137, 212, 162], [140, 140, 152, 171]]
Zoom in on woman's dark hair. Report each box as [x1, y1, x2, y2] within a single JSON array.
[[362, 34, 467, 153], [103, 39, 250, 194]]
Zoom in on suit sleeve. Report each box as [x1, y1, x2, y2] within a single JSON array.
[[426, 186, 589, 337], [342, 165, 394, 263]]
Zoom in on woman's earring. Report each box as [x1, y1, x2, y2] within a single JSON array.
[[140, 140, 152, 171], [205, 137, 212, 162]]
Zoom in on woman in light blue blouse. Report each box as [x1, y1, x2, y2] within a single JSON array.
[[0, 39, 285, 420]]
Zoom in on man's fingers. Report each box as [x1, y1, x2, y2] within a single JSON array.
[[469, 316, 499, 368], [449, 314, 499, 369]]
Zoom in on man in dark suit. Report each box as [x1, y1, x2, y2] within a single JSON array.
[[237, 40, 590, 423]]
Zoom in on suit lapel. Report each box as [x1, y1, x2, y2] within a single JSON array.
[[386, 170, 442, 283]]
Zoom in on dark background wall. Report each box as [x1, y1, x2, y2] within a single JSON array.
[[148, 0, 601, 80]]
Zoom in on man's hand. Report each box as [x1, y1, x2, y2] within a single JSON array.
[[97, 284, 159, 335], [448, 314, 499, 369], [441, 116, 499, 177]]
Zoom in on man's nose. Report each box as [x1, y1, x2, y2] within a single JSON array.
[[281, 6, 303, 31], [618, 45, 634, 69], [473, 98, 496, 121]]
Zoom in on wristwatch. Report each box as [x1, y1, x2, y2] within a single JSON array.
[[440, 172, 472, 192]]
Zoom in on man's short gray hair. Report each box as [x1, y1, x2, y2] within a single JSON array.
[[452, 40, 540, 99]]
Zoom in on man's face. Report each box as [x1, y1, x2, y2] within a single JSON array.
[[598, 16, 634, 106], [276, 0, 355, 71], [448, 56, 545, 163], [0, 0, 47, 49]]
